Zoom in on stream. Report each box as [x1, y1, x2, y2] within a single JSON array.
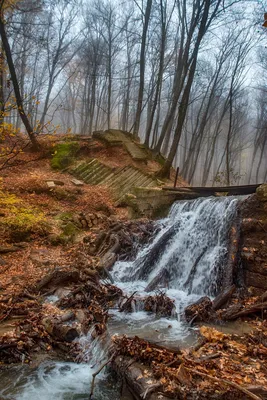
[[0, 196, 240, 399]]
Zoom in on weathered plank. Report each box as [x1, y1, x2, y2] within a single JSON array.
[[163, 184, 261, 196]]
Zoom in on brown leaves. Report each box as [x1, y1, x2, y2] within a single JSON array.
[[113, 323, 267, 399], [200, 326, 228, 342]]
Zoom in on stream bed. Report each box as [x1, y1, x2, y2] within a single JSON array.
[[0, 196, 241, 399]]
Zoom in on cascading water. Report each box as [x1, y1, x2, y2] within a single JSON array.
[[0, 196, 240, 399], [0, 329, 120, 400], [110, 196, 239, 346]]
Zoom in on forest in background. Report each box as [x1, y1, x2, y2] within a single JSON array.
[[0, 0, 266, 184]]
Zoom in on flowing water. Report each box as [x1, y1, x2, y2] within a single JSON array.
[[0, 196, 239, 399], [109, 196, 239, 347]]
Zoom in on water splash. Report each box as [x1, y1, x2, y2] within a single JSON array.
[[112, 197, 238, 297], [110, 197, 239, 346]]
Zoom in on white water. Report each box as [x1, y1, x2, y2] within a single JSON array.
[[0, 197, 239, 398], [110, 197, 239, 346], [0, 331, 119, 400]]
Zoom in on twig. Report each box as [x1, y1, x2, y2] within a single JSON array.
[[186, 368, 262, 400], [119, 291, 137, 312], [89, 354, 115, 399], [141, 383, 162, 399]]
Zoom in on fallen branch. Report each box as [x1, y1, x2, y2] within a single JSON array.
[[119, 292, 137, 312], [222, 301, 267, 320], [90, 354, 115, 399], [186, 368, 262, 400]]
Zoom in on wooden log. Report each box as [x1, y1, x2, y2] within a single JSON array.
[[222, 301, 267, 320], [99, 252, 117, 271], [244, 263, 267, 277], [35, 270, 80, 292], [221, 304, 242, 320], [212, 285, 236, 311], [119, 292, 137, 312], [42, 312, 79, 342], [112, 356, 170, 400], [260, 291, 267, 302], [223, 220, 240, 289], [245, 271, 267, 290], [184, 297, 212, 324], [0, 246, 20, 253], [245, 386, 267, 399], [162, 184, 261, 195]]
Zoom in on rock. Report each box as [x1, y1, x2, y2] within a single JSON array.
[[256, 184, 267, 202], [54, 287, 72, 299], [71, 178, 84, 186], [75, 309, 86, 324], [46, 179, 64, 186], [30, 249, 51, 266], [46, 181, 56, 188]]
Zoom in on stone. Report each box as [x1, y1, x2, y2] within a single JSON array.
[[256, 184, 267, 202], [46, 179, 64, 186], [30, 249, 51, 266], [71, 178, 84, 186], [47, 181, 56, 188]]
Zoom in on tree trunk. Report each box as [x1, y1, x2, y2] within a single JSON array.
[[0, 17, 40, 150], [133, 0, 152, 140]]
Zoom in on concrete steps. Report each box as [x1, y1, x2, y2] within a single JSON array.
[[69, 159, 157, 202]]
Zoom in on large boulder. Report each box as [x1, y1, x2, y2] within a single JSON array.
[[256, 184, 267, 202]]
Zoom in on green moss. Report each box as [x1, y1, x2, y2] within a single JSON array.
[[62, 221, 79, 237], [49, 221, 79, 246], [51, 141, 79, 170], [0, 190, 49, 241], [54, 212, 73, 221]]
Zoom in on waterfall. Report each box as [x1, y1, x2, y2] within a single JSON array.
[[111, 196, 239, 317], [0, 197, 240, 399]]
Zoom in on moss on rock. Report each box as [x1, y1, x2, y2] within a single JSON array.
[[0, 190, 49, 242], [51, 141, 79, 170], [256, 184, 267, 202]]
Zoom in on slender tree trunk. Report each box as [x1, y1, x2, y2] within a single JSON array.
[[0, 17, 40, 150], [144, 11, 166, 147], [157, 0, 213, 178], [0, 41, 5, 126], [133, 0, 152, 140], [226, 90, 233, 185], [157, 54, 198, 178]]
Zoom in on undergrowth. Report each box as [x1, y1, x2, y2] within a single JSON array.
[[0, 190, 49, 241]]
